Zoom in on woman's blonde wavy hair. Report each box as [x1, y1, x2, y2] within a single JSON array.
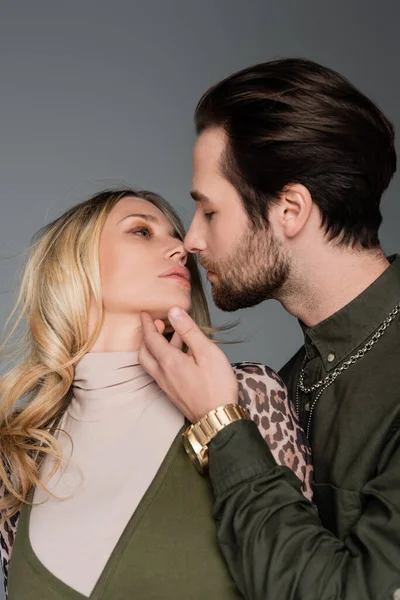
[[0, 188, 212, 520]]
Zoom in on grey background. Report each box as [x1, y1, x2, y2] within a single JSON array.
[[0, 0, 399, 592]]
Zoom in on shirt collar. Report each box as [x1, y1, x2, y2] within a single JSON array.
[[301, 255, 400, 371]]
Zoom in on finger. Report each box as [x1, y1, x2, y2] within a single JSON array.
[[169, 331, 183, 351], [138, 339, 160, 378], [154, 319, 166, 335], [141, 311, 159, 334], [141, 311, 178, 362], [168, 307, 211, 360]]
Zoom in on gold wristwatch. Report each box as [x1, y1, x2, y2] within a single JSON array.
[[182, 404, 250, 473]]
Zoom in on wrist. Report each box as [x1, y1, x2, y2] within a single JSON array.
[[182, 403, 250, 473], [191, 397, 239, 424]]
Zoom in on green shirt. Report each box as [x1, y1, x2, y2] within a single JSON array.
[[208, 255, 400, 600]]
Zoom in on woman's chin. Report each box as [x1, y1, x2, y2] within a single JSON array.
[[168, 293, 192, 314], [148, 299, 192, 322]]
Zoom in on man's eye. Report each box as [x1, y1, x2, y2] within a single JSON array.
[[130, 227, 151, 237], [204, 212, 215, 222]]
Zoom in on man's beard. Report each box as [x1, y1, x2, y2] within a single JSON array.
[[199, 224, 290, 312]]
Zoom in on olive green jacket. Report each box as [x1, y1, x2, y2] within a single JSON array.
[[208, 255, 400, 600]]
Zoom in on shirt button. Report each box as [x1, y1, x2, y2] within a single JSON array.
[[392, 589, 400, 600], [327, 352, 335, 363], [305, 402, 310, 411]]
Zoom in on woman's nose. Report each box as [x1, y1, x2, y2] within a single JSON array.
[[166, 239, 188, 266]]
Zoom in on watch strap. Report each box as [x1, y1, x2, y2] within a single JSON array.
[[186, 403, 250, 447]]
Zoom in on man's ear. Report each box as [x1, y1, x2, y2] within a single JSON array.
[[271, 183, 313, 239]]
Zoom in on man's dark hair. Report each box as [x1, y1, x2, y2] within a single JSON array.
[[195, 58, 396, 248]]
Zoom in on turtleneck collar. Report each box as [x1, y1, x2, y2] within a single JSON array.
[[69, 352, 156, 422]]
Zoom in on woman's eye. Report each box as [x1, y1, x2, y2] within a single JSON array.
[[204, 212, 215, 222], [130, 227, 151, 238]]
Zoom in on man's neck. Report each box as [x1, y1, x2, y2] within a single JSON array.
[[279, 248, 390, 328]]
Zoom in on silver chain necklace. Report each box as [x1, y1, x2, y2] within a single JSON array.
[[295, 302, 400, 439]]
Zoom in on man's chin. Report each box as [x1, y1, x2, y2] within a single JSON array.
[[212, 285, 267, 312]]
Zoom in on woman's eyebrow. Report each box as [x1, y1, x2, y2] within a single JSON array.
[[118, 213, 159, 224]]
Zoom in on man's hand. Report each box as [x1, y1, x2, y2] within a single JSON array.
[[139, 307, 238, 423]]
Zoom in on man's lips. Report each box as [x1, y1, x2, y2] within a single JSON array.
[[199, 258, 217, 281]]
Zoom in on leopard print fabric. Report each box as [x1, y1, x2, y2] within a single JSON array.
[[0, 363, 313, 598], [0, 483, 18, 599], [233, 362, 313, 502]]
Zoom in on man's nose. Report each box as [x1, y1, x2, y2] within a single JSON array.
[[184, 221, 207, 254]]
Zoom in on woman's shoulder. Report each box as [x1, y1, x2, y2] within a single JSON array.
[[231, 360, 313, 502], [231, 360, 288, 414], [232, 361, 286, 385], [231, 359, 301, 433]]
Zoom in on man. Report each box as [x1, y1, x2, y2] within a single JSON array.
[[139, 58, 400, 598]]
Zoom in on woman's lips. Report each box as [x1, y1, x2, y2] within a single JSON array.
[[159, 265, 191, 288], [162, 274, 191, 288]]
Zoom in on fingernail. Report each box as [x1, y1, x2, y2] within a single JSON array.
[[169, 307, 184, 321]]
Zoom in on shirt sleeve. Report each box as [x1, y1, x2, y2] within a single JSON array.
[[208, 419, 400, 600], [232, 362, 313, 502]]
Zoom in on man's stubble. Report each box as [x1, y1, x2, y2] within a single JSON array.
[[199, 224, 291, 312]]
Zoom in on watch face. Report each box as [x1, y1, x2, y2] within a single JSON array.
[[182, 436, 204, 473]]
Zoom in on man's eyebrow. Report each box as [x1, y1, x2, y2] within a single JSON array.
[[118, 212, 181, 239], [190, 190, 210, 203]]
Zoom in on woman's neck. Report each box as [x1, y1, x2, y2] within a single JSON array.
[[89, 313, 143, 352]]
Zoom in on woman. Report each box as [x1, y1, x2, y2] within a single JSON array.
[[0, 189, 313, 599]]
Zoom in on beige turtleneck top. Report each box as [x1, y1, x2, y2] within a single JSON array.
[[29, 352, 184, 597]]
